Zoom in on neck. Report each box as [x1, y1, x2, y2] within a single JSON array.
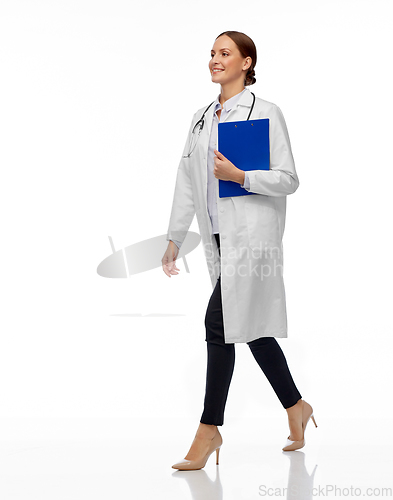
[[219, 82, 246, 106]]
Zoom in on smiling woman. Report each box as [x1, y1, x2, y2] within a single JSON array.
[[210, 31, 257, 88], [162, 30, 316, 471]]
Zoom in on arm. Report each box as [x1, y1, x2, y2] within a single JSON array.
[[170, 239, 182, 250], [166, 114, 197, 246], [244, 105, 299, 197]]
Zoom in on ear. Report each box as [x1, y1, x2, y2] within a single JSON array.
[[244, 56, 252, 71]]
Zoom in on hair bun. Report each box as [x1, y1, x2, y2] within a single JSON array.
[[245, 68, 256, 86]]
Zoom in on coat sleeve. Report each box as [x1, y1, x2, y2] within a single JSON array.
[[170, 239, 182, 249], [245, 104, 299, 197], [166, 113, 197, 247], [240, 171, 251, 190]]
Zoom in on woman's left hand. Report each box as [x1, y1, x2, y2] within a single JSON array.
[[213, 150, 242, 182]]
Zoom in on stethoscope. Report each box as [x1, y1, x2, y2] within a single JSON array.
[[183, 91, 256, 158]]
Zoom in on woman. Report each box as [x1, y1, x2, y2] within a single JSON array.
[[162, 31, 317, 470]]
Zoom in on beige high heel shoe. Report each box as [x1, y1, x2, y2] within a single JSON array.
[[172, 429, 223, 470], [282, 399, 317, 451]]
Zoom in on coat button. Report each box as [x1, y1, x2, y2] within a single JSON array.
[[222, 234, 226, 239], [220, 208, 224, 213], [223, 285, 228, 290]]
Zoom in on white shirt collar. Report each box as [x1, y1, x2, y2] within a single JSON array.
[[214, 88, 247, 113]]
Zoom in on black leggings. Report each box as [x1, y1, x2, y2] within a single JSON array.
[[200, 233, 302, 426]]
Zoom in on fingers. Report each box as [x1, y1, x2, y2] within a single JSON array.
[[162, 243, 181, 277], [163, 263, 172, 277], [163, 264, 180, 277], [162, 258, 180, 277], [169, 262, 180, 274]]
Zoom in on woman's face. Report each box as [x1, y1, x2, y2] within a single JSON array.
[[209, 35, 251, 86]]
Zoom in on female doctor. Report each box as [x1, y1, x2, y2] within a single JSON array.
[[162, 31, 317, 470]]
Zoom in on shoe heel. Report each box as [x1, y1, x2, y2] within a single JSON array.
[[311, 414, 318, 427], [216, 446, 220, 465]]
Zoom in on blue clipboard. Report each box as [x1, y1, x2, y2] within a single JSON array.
[[218, 118, 270, 197]]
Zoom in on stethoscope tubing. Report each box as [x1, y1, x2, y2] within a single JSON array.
[[183, 91, 256, 158]]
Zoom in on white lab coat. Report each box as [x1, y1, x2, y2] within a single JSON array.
[[166, 87, 299, 343]]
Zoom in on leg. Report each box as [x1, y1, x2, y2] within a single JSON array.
[[247, 336, 301, 408], [247, 336, 304, 440], [200, 233, 235, 425], [183, 272, 235, 461], [201, 275, 235, 426]]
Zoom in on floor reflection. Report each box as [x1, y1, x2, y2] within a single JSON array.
[[171, 449, 318, 500], [284, 451, 318, 500], [172, 467, 223, 500]]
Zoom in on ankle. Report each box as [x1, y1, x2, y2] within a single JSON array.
[[197, 423, 218, 436], [286, 399, 303, 416]]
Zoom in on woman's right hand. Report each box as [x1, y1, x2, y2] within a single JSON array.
[[162, 241, 181, 278]]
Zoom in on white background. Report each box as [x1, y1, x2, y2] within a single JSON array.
[[1, 0, 392, 421], [1, 0, 392, 487]]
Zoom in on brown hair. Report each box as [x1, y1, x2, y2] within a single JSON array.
[[216, 31, 257, 86]]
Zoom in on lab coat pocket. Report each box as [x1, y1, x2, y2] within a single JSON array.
[[244, 196, 281, 252]]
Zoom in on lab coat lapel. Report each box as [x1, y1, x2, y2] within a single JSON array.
[[197, 88, 254, 233], [205, 87, 254, 139]]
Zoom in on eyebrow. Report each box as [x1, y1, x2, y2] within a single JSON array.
[[211, 48, 232, 52]]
